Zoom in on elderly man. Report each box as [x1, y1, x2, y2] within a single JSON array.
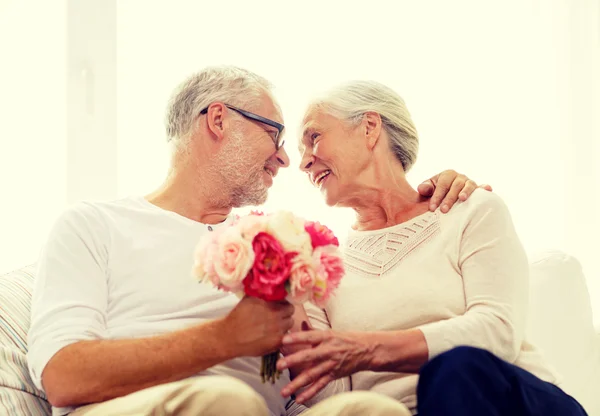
[[27, 66, 485, 416]]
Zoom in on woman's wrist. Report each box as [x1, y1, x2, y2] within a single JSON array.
[[367, 329, 429, 373]]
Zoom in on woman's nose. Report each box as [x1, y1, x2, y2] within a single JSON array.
[[299, 152, 314, 172]]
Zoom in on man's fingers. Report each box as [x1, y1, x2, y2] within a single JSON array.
[[283, 305, 296, 318], [272, 301, 295, 316], [429, 170, 456, 211], [459, 181, 492, 201], [458, 179, 478, 201], [417, 180, 435, 197], [281, 317, 294, 333], [438, 178, 466, 212], [422, 171, 491, 210]]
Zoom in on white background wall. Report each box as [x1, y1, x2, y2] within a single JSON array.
[[1, 0, 599, 321], [0, 0, 67, 271]]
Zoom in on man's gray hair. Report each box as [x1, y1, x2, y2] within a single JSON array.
[[309, 80, 419, 172], [165, 66, 273, 146]]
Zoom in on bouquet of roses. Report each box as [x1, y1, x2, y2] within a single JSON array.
[[192, 210, 344, 383]]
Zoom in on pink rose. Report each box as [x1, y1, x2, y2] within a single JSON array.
[[192, 233, 219, 283], [311, 245, 345, 307], [286, 254, 317, 304], [244, 232, 295, 301], [213, 227, 255, 292], [304, 221, 339, 248]]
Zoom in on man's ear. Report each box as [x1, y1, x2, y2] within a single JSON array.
[[205, 103, 227, 141], [364, 111, 382, 150]]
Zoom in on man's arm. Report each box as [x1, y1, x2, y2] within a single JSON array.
[[27, 204, 294, 408], [43, 319, 228, 407], [43, 296, 294, 408]]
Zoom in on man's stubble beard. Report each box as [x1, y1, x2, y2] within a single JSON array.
[[210, 130, 269, 208]]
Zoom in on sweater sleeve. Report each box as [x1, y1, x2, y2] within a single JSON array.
[[299, 301, 351, 407], [418, 191, 529, 363], [26, 203, 110, 391]]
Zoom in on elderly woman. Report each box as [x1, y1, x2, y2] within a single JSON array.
[[277, 81, 588, 416]]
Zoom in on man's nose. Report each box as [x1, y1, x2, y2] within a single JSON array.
[[274, 146, 290, 168]]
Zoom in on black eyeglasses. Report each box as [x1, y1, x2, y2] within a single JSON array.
[[200, 104, 285, 150]]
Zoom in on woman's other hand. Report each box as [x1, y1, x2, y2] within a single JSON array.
[[277, 330, 372, 404]]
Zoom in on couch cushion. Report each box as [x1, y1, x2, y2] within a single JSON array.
[[526, 250, 600, 416], [0, 388, 51, 415], [0, 265, 50, 414]]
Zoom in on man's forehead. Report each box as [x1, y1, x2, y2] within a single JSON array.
[[257, 94, 284, 124]]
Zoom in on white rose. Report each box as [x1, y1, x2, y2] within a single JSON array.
[[266, 211, 312, 256], [237, 214, 268, 242]]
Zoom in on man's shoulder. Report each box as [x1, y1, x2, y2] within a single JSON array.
[[59, 196, 142, 220], [76, 195, 144, 210], [49, 196, 143, 236]]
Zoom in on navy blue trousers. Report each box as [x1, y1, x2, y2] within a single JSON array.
[[416, 346, 587, 416]]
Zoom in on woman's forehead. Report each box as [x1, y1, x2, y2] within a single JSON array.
[[301, 107, 319, 124], [298, 110, 342, 153], [300, 112, 325, 140], [302, 108, 338, 129]]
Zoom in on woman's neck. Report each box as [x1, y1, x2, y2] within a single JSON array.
[[350, 181, 431, 232]]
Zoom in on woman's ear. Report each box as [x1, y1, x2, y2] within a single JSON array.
[[364, 111, 382, 150]]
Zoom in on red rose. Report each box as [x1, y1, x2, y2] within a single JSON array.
[[243, 232, 295, 301], [304, 221, 339, 248]]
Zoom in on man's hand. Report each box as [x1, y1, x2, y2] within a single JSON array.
[[417, 169, 493, 213], [223, 296, 295, 357]]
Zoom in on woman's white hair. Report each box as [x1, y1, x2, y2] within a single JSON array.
[[309, 80, 419, 172], [165, 66, 273, 148]]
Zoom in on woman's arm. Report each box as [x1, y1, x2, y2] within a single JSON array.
[[368, 191, 529, 370], [416, 191, 528, 362], [279, 192, 528, 397]]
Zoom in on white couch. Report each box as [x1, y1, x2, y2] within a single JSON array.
[[1, 251, 599, 415], [526, 251, 600, 415]]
